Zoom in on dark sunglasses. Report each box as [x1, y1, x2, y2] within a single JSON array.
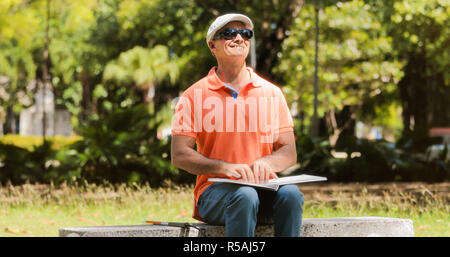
[[213, 28, 253, 40]]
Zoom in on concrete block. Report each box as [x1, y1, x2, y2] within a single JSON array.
[[59, 217, 414, 237]]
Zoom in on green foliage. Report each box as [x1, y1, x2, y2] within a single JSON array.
[[370, 0, 449, 150], [0, 45, 37, 121], [0, 105, 194, 186], [295, 133, 449, 182], [53, 104, 193, 186], [276, 0, 403, 132], [0, 140, 55, 184], [111, 0, 208, 90], [103, 45, 179, 89], [0, 135, 81, 151], [0, 0, 448, 185], [382, 0, 449, 81]]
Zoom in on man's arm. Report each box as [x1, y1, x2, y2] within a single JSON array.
[[251, 131, 297, 183], [171, 135, 258, 183]]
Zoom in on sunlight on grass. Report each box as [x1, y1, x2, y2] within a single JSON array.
[[0, 182, 197, 237], [0, 182, 448, 237]]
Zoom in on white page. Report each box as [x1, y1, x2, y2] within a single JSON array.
[[267, 174, 327, 185], [208, 174, 326, 191], [207, 178, 279, 191]]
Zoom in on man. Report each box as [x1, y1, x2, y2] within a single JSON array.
[[171, 13, 304, 237]]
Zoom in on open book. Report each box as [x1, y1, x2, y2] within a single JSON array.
[[208, 174, 327, 191]]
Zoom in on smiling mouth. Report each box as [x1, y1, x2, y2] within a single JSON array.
[[229, 44, 245, 49]]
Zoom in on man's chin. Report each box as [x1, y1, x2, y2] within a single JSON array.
[[225, 51, 249, 58]]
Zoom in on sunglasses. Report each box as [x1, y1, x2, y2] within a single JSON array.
[[213, 28, 253, 40]]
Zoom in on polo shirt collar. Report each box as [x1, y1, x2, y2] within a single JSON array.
[[207, 66, 262, 91]]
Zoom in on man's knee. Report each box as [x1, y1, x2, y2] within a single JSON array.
[[228, 186, 260, 210], [276, 185, 304, 208]]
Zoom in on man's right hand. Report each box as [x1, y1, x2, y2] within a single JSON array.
[[220, 162, 257, 184]]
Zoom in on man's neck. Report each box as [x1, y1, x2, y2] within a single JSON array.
[[215, 60, 249, 91]]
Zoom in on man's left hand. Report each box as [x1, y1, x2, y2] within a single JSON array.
[[251, 159, 278, 184]]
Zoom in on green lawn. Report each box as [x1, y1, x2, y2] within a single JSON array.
[[1, 183, 197, 237], [1, 182, 448, 237]]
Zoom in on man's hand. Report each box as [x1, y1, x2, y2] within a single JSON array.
[[251, 159, 278, 184], [250, 131, 297, 183], [221, 162, 257, 184], [171, 131, 296, 185]]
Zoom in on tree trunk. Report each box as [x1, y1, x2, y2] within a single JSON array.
[[4, 105, 17, 134], [80, 69, 92, 122], [255, 0, 305, 83], [326, 106, 356, 148], [397, 51, 432, 151]]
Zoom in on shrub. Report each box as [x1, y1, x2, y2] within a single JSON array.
[[295, 133, 449, 182], [53, 104, 194, 187], [0, 140, 56, 184], [0, 135, 81, 151], [0, 104, 195, 187]]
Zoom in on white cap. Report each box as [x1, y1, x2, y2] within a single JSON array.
[[206, 13, 253, 45]]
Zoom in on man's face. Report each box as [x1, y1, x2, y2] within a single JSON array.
[[209, 21, 251, 61]]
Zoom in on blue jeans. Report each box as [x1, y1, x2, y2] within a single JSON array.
[[197, 183, 304, 237]]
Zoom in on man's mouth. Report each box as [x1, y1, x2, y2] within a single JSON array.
[[229, 44, 245, 49]]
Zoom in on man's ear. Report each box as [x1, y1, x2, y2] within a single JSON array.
[[208, 40, 216, 49], [208, 41, 216, 56]]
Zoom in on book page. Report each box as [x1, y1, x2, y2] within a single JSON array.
[[207, 178, 279, 191], [267, 174, 327, 185], [208, 174, 327, 191]]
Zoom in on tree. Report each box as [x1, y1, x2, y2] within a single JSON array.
[[275, 0, 403, 145], [370, 0, 450, 151], [103, 45, 179, 110], [0, 0, 98, 132], [53, 0, 202, 124], [0, 0, 42, 133]]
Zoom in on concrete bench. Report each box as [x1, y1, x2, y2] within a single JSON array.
[[59, 217, 414, 237]]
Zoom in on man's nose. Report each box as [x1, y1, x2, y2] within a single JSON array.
[[234, 33, 244, 42]]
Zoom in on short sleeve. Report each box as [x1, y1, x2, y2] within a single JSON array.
[[275, 88, 294, 134], [171, 93, 197, 139]]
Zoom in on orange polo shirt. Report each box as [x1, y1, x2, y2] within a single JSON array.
[[171, 66, 294, 221]]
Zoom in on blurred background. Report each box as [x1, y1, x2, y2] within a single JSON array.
[[0, 0, 449, 186]]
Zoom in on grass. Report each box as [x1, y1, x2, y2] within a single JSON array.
[[0, 181, 197, 237], [300, 182, 449, 237], [0, 181, 448, 237]]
